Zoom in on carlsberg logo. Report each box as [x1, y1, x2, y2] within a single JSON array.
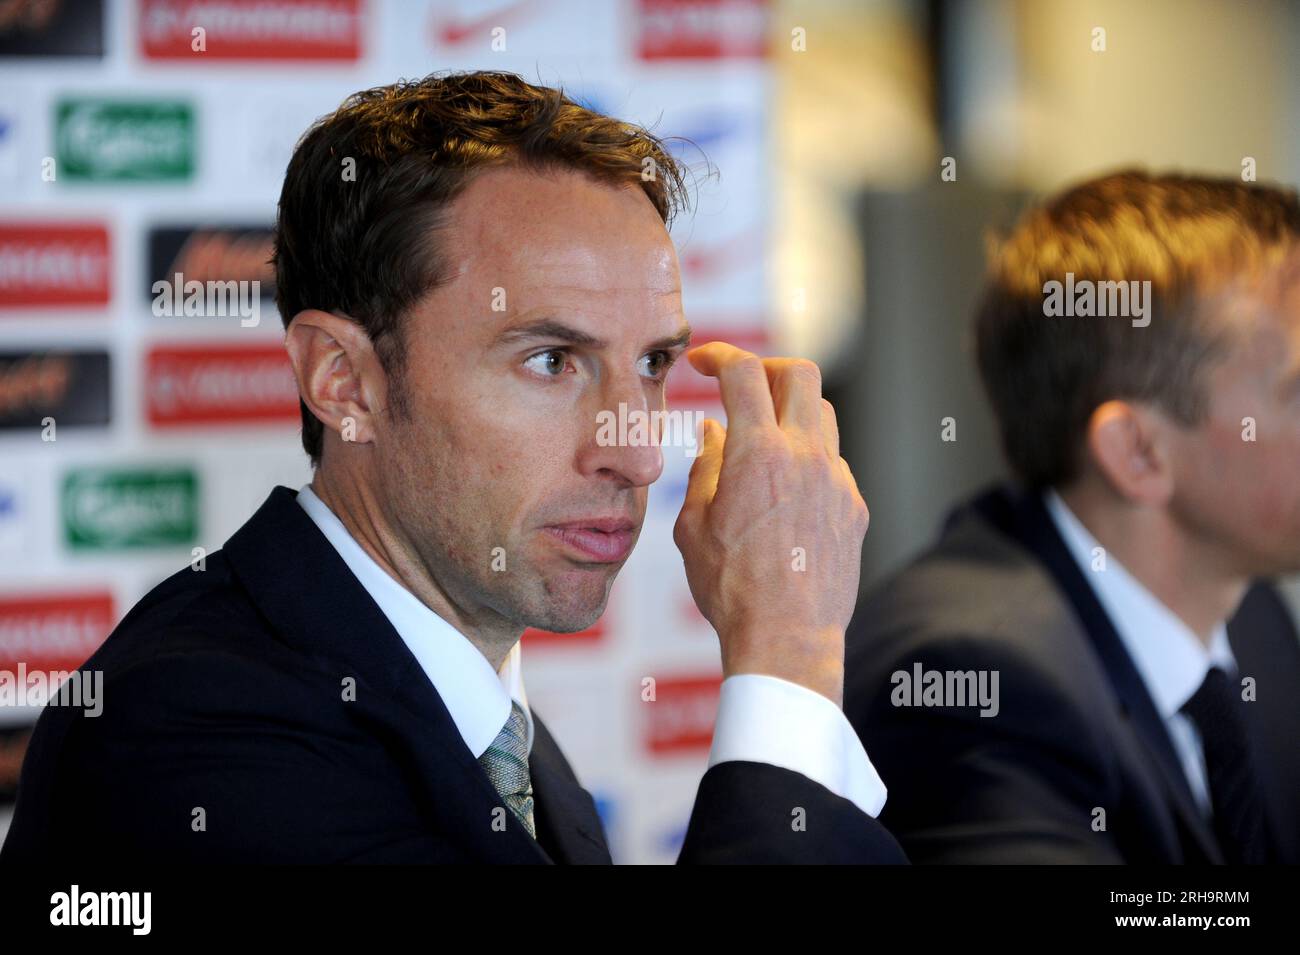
[[56, 99, 195, 181], [62, 467, 198, 549]]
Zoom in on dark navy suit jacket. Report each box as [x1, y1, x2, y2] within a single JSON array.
[[2, 486, 907, 864]]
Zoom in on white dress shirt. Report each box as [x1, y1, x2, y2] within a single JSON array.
[[296, 484, 887, 817], [1044, 490, 1236, 817]]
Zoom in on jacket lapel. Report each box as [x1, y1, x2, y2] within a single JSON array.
[[967, 483, 1224, 863], [222, 485, 551, 863]]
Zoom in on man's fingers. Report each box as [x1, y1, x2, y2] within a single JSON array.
[[687, 344, 834, 455], [681, 418, 726, 512], [758, 357, 824, 439], [820, 398, 840, 459], [686, 342, 777, 438]]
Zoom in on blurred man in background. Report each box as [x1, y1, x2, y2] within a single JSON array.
[[845, 171, 1300, 863]]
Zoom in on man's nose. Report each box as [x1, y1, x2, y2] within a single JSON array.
[[576, 378, 665, 487]]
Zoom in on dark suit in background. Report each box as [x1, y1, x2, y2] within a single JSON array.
[[2, 487, 906, 864], [844, 482, 1300, 863]]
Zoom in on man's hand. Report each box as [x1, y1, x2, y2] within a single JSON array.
[[672, 342, 870, 707]]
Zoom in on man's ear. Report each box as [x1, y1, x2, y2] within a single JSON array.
[[1084, 399, 1175, 506], [284, 309, 384, 449]]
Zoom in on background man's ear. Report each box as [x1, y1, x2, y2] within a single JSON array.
[[284, 309, 383, 449], [1085, 400, 1176, 506]]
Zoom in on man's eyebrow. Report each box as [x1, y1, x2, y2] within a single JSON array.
[[494, 318, 693, 351], [650, 324, 693, 351], [495, 319, 605, 348]]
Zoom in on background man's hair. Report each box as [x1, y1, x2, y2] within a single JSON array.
[[974, 169, 1300, 490], [273, 70, 691, 467]]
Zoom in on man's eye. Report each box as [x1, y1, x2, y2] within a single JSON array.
[[638, 350, 675, 379], [524, 349, 570, 377]]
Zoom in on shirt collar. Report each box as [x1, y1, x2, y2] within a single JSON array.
[[1043, 489, 1236, 719], [296, 483, 533, 758]]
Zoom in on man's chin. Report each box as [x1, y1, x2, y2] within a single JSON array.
[[525, 604, 606, 634], [525, 568, 614, 633]]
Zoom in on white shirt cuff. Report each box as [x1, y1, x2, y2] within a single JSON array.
[[707, 672, 888, 818]]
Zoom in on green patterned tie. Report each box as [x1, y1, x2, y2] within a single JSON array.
[[479, 700, 536, 839]]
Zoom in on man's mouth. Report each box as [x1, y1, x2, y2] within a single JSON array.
[[542, 517, 637, 563]]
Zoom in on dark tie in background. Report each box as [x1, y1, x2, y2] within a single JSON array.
[[1181, 667, 1270, 864]]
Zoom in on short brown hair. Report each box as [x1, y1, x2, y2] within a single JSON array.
[[273, 70, 690, 467], [975, 170, 1300, 489]]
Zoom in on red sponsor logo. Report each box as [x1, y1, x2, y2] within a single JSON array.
[[521, 614, 605, 647], [0, 591, 115, 672], [0, 223, 110, 308], [679, 230, 764, 282], [644, 673, 721, 755], [430, 0, 534, 47], [666, 324, 769, 404], [140, 0, 363, 60], [146, 343, 299, 427], [636, 0, 768, 60]]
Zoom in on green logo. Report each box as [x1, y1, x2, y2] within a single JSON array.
[[56, 99, 195, 181], [62, 467, 199, 549]]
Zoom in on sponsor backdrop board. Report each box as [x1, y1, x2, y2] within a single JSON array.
[[0, 0, 772, 863]]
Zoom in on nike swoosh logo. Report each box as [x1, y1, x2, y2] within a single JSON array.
[[434, 0, 535, 46]]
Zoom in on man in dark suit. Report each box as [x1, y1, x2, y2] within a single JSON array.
[[845, 171, 1300, 864], [2, 72, 904, 864]]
